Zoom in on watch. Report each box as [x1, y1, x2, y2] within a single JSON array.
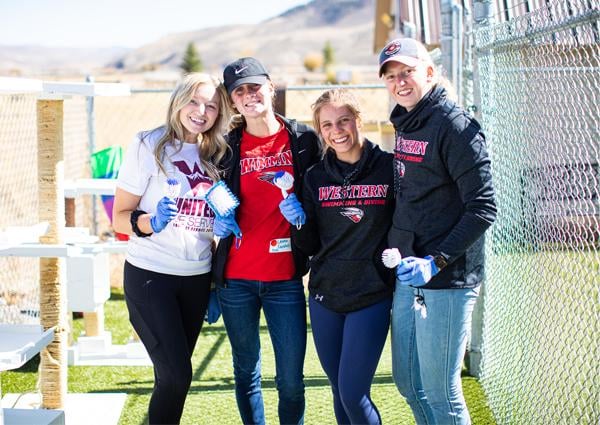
[[432, 254, 449, 271], [130, 210, 153, 237]]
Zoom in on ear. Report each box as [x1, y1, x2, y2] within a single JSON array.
[[426, 65, 435, 82]]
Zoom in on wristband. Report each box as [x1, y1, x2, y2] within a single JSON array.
[[130, 210, 153, 237]]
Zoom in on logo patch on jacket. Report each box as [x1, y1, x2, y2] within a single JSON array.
[[395, 137, 429, 163], [340, 207, 364, 223]]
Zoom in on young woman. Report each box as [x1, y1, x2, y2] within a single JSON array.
[[282, 88, 395, 424], [379, 38, 497, 424], [212, 57, 321, 425], [113, 73, 229, 424]]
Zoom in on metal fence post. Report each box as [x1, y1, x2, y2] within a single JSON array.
[[466, 0, 494, 378], [85, 75, 98, 235], [440, 0, 463, 104]]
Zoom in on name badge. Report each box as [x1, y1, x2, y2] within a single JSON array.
[[269, 238, 292, 253]]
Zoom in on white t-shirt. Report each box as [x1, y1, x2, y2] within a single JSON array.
[[117, 127, 215, 276]]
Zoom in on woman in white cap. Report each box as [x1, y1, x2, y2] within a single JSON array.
[[212, 57, 321, 425], [379, 38, 497, 424]]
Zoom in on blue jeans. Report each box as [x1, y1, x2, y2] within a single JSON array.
[[391, 283, 480, 425], [217, 279, 307, 425]]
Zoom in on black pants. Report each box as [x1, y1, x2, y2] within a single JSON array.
[[124, 261, 211, 425]]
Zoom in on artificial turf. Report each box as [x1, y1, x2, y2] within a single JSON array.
[[2, 287, 496, 424]]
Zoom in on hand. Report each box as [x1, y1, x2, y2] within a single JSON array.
[[279, 194, 306, 226], [205, 291, 221, 324], [396, 256, 439, 287], [150, 196, 178, 233], [213, 214, 241, 238]]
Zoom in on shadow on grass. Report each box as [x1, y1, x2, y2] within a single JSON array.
[[186, 373, 395, 393], [109, 291, 126, 301], [192, 333, 228, 381]]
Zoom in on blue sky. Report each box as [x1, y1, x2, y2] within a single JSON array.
[[1, 0, 309, 48]]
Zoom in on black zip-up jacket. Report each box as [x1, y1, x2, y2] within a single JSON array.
[[212, 114, 321, 285], [294, 140, 395, 312], [389, 85, 496, 289]]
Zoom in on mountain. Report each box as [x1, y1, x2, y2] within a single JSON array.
[[0, 45, 130, 77], [0, 0, 377, 79], [112, 0, 376, 73]]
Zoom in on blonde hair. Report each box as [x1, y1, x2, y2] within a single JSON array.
[[311, 88, 362, 153], [149, 73, 230, 181]]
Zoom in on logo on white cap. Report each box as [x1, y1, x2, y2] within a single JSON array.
[[384, 40, 403, 56]]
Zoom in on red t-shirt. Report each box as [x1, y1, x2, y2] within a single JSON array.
[[224, 122, 296, 281]]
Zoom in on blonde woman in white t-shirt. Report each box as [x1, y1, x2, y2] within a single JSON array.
[[113, 73, 229, 424]]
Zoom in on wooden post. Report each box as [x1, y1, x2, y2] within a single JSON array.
[[37, 99, 67, 409], [84, 309, 104, 337]]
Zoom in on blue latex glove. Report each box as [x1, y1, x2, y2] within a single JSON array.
[[150, 196, 178, 233], [396, 256, 439, 287], [279, 194, 306, 226], [213, 214, 241, 239], [205, 291, 221, 324]]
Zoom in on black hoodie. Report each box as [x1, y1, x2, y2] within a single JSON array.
[[388, 85, 496, 289], [294, 140, 395, 313]]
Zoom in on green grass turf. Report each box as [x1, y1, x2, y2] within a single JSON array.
[[2, 287, 496, 424]]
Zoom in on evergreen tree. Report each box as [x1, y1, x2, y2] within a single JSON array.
[[322, 41, 335, 69], [180, 42, 203, 73]]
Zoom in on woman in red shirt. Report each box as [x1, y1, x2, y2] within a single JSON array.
[[211, 57, 321, 425]]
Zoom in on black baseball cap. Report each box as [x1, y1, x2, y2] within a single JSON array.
[[223, 57, 270, 95]]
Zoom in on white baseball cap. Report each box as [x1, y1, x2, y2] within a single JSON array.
[[378, 38, 430, 76]]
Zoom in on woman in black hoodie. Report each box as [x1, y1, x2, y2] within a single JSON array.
[[282, 88, 395, 424], [379, 38, 496, 424]]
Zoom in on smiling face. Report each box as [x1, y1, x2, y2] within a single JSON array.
[[229, 82, 274, 119], [318, 103, 363, 163], [178, 83, 220, 143], [382, 60, 434, 111]]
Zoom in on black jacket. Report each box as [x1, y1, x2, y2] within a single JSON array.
[[388, 85, 497, 289], [212, 114, 321, 285], [295, 140, 395, 312]]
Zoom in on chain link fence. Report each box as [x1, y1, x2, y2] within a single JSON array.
[[0, 90, 170, 326], [0, 95, 91, 324], [472, 0, 599, 423], [0, 93, 42, 324]]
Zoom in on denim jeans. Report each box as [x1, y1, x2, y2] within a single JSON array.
[[217, 279, 307, 425], [391, 283, 480, 425]]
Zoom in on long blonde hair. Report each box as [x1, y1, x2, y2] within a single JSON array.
[[151, 73, 230, 181]]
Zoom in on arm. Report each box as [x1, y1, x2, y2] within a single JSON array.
[[113, 133, 150, 236], [112, 131, 178, 236], [436, 117, 497, 261], [291, 171, 320, 256], [112, 188, 149, 235]]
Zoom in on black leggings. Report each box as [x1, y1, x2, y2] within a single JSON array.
[[124, 261, 211, 425]]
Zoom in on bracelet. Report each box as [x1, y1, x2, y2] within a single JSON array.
[[130, 210, 153, 237]]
